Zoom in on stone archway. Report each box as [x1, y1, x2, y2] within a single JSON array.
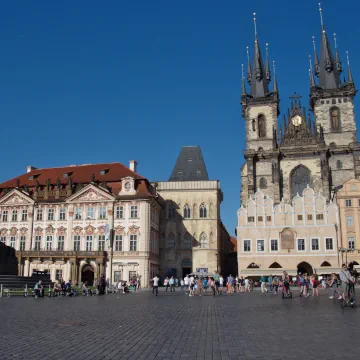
[[297, 262, 313, 276], [81, 264, 94, 286]]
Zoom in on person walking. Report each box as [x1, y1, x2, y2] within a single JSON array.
[[244, 277, 250, 292], [311, 275, 319, 296], [184, 275, 189, 294], [272, 275, 279, 294], [268, 274, 273, 293], [260, 275, 268, 294], [339, 264, 354, 303], [164, 277, 169, 292], [328, 273, 339, 299], [180, 279, 185, 291], [240, 276, 245, 292], [227, 274, 234, 295], [169, 276, 176, 292], [152, 275, 159, 296], [219, 275, 224, 295]]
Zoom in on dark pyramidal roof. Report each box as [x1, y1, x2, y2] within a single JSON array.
[[169, 146, 209, 181]]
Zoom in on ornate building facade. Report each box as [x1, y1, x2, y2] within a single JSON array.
[[156, 146, 231, 278], [0, 162, 161, 287], [238, 7, 359, 275]]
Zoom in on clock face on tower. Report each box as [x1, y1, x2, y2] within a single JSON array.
[[291, 115, 302, 127], [124, 182, 131, 191]]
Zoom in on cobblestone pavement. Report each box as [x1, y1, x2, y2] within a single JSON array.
[[0, 289, 359, 360]]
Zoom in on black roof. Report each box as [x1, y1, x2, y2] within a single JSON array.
[[169, 146, 209, 181]]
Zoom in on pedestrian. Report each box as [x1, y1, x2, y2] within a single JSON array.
[[180, 278, 185, 291], [227, 274, 234, 295], [164, 277, 169, 292], [175, 278, 179, 287], [169, 276, 176, 292], [328, 273, 338, 299], [219, 274, 224, 295], [189, 276, 195, 297], [268, 274, 273, 293], [100, 274, 106, 295], [311, 275, 319, 296], [272, 275, 279, 294], [152, 275, 159, 296], [240, 276, 245, 292], [203, 277, 208, 292], [244, 277, 250, 292], [260, 275, 268, 294], [303, 274, 310, 297], [339, 263, 354, 303], [321, 277, 326, 290], [298, 273, 304, 296], [184, 275, 189, 294]]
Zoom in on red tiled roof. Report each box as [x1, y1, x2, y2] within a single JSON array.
[[230, 236, 237, 252], [0, 163, 143, 189]]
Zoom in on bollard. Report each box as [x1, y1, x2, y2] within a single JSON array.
[[0, 284, 2, 298]]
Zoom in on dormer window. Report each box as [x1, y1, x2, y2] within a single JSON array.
[[63, 173, 69, 179], [188, 158, 192, 162], [177, 169, 183, 176], [100, 169, 109, 176], [29, 174, 40, 181]]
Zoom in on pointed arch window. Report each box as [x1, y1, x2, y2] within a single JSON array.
[[330, 107, 341, 132], [183, 233, 191, 249], [259, 177, 267, 189], [199, 204, 207, 218], [258, 114, 266, 138], [183, 204, 191, 219], [167, 233, 176, 248], [199, 232, 208, 248]]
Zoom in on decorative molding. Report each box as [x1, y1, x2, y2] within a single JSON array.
[[10, 227, 17, 236], [72, 226, 83, 235], [128, 225, 140, 234], [46, 225, 55, 235], [19, 227, 28, 235], [85, 225, 96, 235], [97, 225, 106, 235], [57, 226, 67, 235], [34, 226, 43, 235], [114, 225, 125, 234]]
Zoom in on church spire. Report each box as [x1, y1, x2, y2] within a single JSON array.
[[250, 12, 270, 98], [333, 33, 343, 73], [246, 46, 251, 84], [346, 51, 354, 83], [318, 3, 341, 89], [241, 64, 247, 95], [265, 43, 271, 82], [312, 36, 320, 77], [273, 61, 278, 92], [309, 56, 316, 88]]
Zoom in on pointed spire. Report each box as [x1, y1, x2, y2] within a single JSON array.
[[346, 51, 354, 83], [312, 36, 320, 77], [318, 3, 341, 89], [309, 56, 316, 87], [333, 33, 343, 73], [250, 12, 270, 98], [265, 43, 271, 82], [273, 61, 278, 92], [246, 46, 251, 84], [241, 64, 247, 95]]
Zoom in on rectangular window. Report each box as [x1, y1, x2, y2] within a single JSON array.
[[346, 216, 354, 227], [258, 216, 263, 222], [297, 215, 303, 221], [57, 236, 64, 251], [325, 238, 334, 250], [116, 206, 124, 219], [316, 214, 324, 220], [75, 207, 82, 220], [73, 235, 80, 251], [0, 236, 6, 243], [46, 236, 53, 251], [243, 240, 251, 252], [98, 235, 105, 251], [297, 238, 305, 251], [86, 235, 93, 251], [266, 216, 272, 222], [20, 236, 25, 251], [59, 208, 66, 221], [10, 236, 16, 248], [129, 271, 137, 281], [257, 239, 265, 252], [115, 235, 123, 251], [12, 210, 18, 222], [22, 209, 28, 222], [270, 239, 278, 251], [48, 208, 54, 221], [2, 210, 8, 222], [345, 199, 352, 207], [36, 209, 43, 221], [56, 270, 62, 281], [114, 271, 122, 282], [34, 236, 41, 251], [99, 206, 107, 220], [307, 214, 313, 221], [248, 216, 254, 223], [348, 236, 355, 250], [130, 206, 138, 219], [311, 238, 319, 251], [87, 207, 94, 219], [130, 234, 137, 251]]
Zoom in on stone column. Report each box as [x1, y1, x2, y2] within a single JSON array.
[[66, 206, 74, 250], [51, 263, 56, 282], [24, 259, 30, 277], [26, 205, 35, 250]]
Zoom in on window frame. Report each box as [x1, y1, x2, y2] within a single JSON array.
[[116, 206, 124, 219], [256, 239, 265, 252], [346, 216, 354, 227], [34, 236, 41, 251], [345, 199, 352, 207], [75, 207, 82, 220], [183, 235, 191, 249], [59, 208, 66, 221], [87, 207, 95, 220], [297, 238, 306, 252], [130, 205, 138, 219], [348, 236, 355, 250], [115, 235, 123, 251], [325, 237, 334, 251], [57, 235, 65, 251], [85, 235, 93, 251], [199, 204, 207, 218], [20, 236, 26, 251], [12, 210, 18, 222], [10, 236, 16, 248], [183, 205, 191, 219], [243, 239, 251, 253], [73, 235, 81, 251], [98, 235, 106, 251], [130, 234, 137, 251], [46, 235, 53, 251], [99, 206, 107, 220], [2, 210, 8, 222], [36, 209, 43, 221], [47, 208, 54, 221], [311, 237, 320, 251], [270, 238, 279, 252], [21, 209, 28, 222]]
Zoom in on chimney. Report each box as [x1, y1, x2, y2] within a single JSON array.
[[129, 160, 137, 173], [27, 166, 37, 173]]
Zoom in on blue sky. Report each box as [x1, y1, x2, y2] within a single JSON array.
[[0, 1, 359, 236]]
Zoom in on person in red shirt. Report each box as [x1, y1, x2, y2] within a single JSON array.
[[311, 275, 319, 296]]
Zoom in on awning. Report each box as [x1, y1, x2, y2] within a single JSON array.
[[239, 269, 298, 276], [314, 267, 343, 274]]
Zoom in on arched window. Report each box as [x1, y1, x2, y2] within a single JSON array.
[[258, 114, 266, 138], [269, 262, 282, 269], [168, 206, 175, 219], [247, 262, 260, 269], [199, 204, 207, 218], [259, 177, 267, 189], [330, 107, 341, 131], [183, 233, 191, 249], [290, 165, 311, 199], [199, 232, 208, 248], [183, 204, 191, 219], [320, 261, 331, 267], [167, 233, 176, 248]]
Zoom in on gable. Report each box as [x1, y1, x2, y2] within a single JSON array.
[[66, 184, 115, 203], [0, 189, 34, 206]]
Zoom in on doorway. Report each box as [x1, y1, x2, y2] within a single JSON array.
[[81, 264, 94, 285], [297, 262, 313, 275], [182, 267, 192, 278]]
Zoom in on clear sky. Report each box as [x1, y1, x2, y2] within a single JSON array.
[[0, 1, 359, 236]]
